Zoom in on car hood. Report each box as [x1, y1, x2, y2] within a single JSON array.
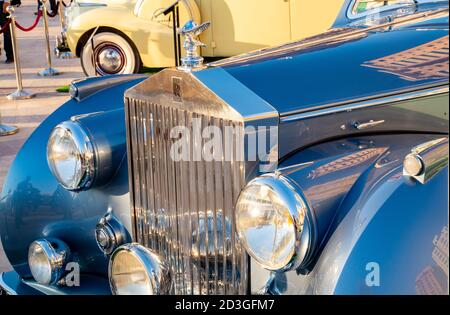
[[211, 9, 449, 116]]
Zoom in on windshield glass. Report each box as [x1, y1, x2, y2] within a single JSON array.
[[351, 0, 416, 15]]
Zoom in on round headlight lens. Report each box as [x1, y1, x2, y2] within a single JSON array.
[[28, 242, 53, 284], [236, 175, 311, 271], [109, 244, 171, 295], [47, 121, 95, 190], [28, 239, 70, 285]]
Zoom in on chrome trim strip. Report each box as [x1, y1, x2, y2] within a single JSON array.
[[0, 273, 17, 295], [194, 68, 278, 122], [281, 84, 449, 122]]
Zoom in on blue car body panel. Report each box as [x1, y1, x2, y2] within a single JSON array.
[[334, 166, 448, 294], [0, 3, 448, 295], [0, 76, 146, 293], [220, 14, 448, 115], [261, 134, 448, 295]]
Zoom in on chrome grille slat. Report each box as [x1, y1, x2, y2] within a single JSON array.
[[214, 118, 225, 295], [131, 101, 144, 245], [144, 104, 156, 250], [223, 145, 233, 294], [198, 115, 208, 294], [126, 97, 247, 295], [138, 103, 150, 248], [179, 110, 193, 295]]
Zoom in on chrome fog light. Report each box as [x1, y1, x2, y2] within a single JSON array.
[[47, 120, 95, 190], [96, 225, 116, 254], [28, 239, 70, 285], [95, 212, 127, 255], [109, 244, 172, 295], [235, 174, 313, 271]]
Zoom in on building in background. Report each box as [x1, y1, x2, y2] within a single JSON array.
[[416, 266, 447, 295], [416, 226, 449, 295], [363, 35, 449, 81], [432, 226, 449, 277]]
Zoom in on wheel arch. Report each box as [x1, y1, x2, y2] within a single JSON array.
[[76, 27, 142, 68]]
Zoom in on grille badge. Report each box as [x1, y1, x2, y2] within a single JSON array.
[[172, 77, 183, 103]]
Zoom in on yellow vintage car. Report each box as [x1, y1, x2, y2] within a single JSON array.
[[63, 0, 345, 76]]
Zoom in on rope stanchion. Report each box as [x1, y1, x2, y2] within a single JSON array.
[[5, 6, 36, 101], [0, 111, 19, 137], [38, 0, 60, 76], [58, 0, 65, 28], [14, 10, 42, 32]]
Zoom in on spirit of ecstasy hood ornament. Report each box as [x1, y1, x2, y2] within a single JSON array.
[[178, 20, 211, 71]]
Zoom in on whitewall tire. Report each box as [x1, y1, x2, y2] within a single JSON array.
[[80, 32, 140, 77]]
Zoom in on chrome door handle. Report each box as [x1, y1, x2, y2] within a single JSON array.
[[353, 119, 385, 130]]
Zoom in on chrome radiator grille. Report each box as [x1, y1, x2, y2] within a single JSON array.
[[125, 97, 248, 295]]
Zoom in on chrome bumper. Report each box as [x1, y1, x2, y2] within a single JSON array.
[[55, 32, 75, 59]]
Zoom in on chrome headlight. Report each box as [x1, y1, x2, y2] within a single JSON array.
[[235, 174, 313, 271], [69, 83, 78, 99], [28, 239, 70, 285], [47, 120, 95, 190], [109, 244, 172, 295]]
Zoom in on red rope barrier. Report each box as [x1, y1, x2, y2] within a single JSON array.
[[15, 10, 42, 32], [0, 19, 11, 35]]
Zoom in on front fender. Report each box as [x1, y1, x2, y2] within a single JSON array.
[[0, 75, 146, 291], [331, 164, 448, 294], [262, 133, 448, 295], [67, 7, 139, 54], [67, 6, 186, 67]]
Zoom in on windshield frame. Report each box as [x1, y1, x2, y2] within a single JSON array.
[[346, 0, 448, 19]]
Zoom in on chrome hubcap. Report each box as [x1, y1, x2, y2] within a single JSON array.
[[98, 48, 122, 72], [94, 43, 126, 75]]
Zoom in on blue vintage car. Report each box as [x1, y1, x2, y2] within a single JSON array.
[[0, 0, 448, 295]]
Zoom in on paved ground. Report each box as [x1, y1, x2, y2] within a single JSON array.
[[0, 0, 84, 273]]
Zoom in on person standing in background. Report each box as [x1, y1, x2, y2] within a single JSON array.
[[36, 0, 56, 15], [0, 0, 13, 63]]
